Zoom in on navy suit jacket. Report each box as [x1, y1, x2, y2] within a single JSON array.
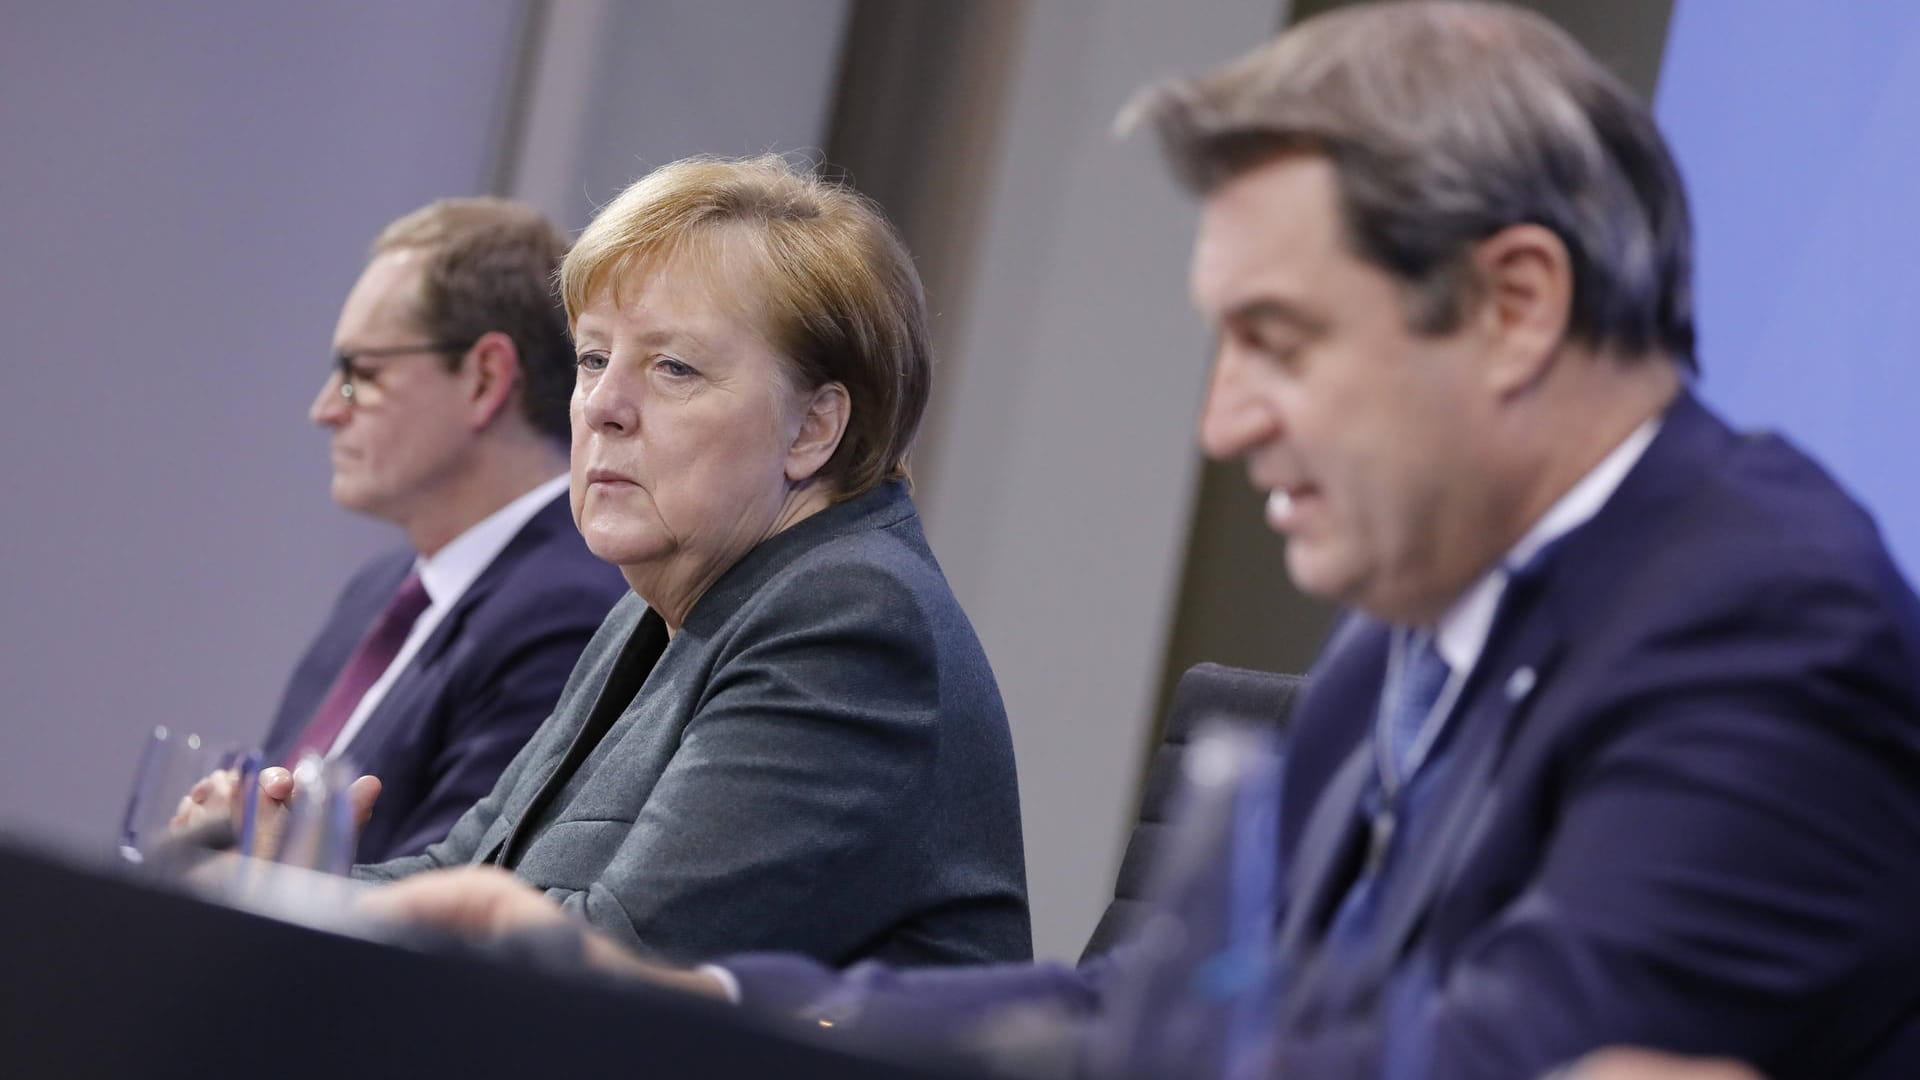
[[725, 394, 1920, 1079], [264, 495, 627, 863]]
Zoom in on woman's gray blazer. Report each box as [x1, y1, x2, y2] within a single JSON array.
[[356, 481, 1031, 968]]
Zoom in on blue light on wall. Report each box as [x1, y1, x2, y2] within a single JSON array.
[[1656, 1, 1920, 581]]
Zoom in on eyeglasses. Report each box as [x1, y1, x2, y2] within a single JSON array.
[[330, 341, 472, 402]]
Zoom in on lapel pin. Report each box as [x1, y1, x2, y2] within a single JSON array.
[[1505, 665, 1537, 703]]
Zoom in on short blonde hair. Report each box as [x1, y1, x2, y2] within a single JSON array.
[[561, 155, 932, 498]]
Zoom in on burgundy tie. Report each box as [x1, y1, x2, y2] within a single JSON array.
[[283, 572, 432, 766]]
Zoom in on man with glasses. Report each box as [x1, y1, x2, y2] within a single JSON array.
[[261, 198, 625, 862]]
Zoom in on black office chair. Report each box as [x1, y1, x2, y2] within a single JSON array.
[[1079, 662, 1306, 962]]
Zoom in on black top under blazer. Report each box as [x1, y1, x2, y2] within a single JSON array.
[[358, 481, 1032, 969]]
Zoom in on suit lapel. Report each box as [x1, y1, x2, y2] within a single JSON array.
[[489, 607, 670, 867], [338, 573, 486, 765], [1276, 619, 1390, 960], [1277, 742, 1372, 958], [1276, 578, 1567, 1029], [1275, 392, 1734, 1019], [1350, 583, 1565, 995], [469, 483, 919, 866], [263, 554, 413, 763], [333, 497, 568, 766], [1341, 393, 1734, 991], [406, 495, 568, 672]]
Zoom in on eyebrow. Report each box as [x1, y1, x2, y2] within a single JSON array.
[[1221, 298, 1328, 337], [572, 323, 709, 356]]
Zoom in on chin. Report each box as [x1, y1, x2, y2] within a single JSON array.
[[1283, 543, 1332, 595], [583, 528, 668, 569], [329, 480, 376, 515], [1285, 547, 1366, 609]]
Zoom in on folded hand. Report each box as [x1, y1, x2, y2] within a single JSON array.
[[361, 866, 727, 998], [169, 765, 380, 861]]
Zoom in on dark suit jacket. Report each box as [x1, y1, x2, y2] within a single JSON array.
[[265, 494, 627, 863], [356, 481, 1033, 969], [725, 394, 1920, 1080]]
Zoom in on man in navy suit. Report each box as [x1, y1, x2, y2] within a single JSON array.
[[258, 199, 626, 862], [366, 5, 1920, 1077]]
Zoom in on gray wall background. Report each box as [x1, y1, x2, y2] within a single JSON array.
[[0, 0, 523, 843], [502, 0, 850, 233]]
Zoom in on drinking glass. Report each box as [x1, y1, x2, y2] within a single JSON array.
[[115, 726, 218, 865], [273, 752, 362, 876]]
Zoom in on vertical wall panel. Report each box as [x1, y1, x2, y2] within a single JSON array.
[[902, 0, 1291, 959], [505, 0, 850, 232]]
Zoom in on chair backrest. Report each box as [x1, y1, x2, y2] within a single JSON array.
[[1078, 662, 1307, 963]]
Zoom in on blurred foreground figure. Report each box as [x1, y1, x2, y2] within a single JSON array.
[[262, 199, 625, 861], [370, 4, 1920, 1077]]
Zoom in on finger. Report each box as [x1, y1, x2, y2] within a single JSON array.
[[258, 767, 295, 801], [247, 797, 290, 861], [349, 775, 383, 828]]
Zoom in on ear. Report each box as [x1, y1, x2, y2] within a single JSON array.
[[1467, 223, 1574, 398], [785, 381, 851, 485], [462, 331, 521, 429]]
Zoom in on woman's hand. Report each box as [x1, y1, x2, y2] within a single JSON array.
[[361, 866, 727, 998], [361, 864, 569, 939]]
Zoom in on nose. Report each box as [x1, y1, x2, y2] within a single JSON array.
[[575, 360, 639, 437], [1196, 343, 1278, 462], [310, 371, 350, 427]]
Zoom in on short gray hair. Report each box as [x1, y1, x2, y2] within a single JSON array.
[[1127, 0, 1696, 368]]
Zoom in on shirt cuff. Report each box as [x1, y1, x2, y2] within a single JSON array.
[[697, 963, 742, 1005]]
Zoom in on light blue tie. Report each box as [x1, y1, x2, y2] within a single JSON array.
[[1321, 629, 1454, 953], [1381, 628, 1451, 790]]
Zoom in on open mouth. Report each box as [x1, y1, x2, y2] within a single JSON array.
[[1265, 485, 1316, 530]]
